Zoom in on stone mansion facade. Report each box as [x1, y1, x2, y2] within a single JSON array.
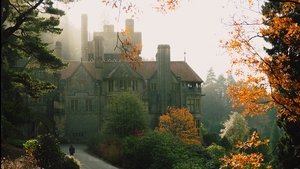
[[26, 15, 203, 142]]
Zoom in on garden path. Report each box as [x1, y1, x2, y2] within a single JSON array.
[[60, 144, 119, 169]]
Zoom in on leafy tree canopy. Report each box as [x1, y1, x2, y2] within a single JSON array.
[[156, 107, 201, 144], [223, 0, 299, 168], [103, 91, 149, 138]]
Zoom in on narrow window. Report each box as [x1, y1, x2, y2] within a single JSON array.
[[187, 98, 195, 112], [150, 83, 157, 91], [132, 80, 138, 91], [108, 80, 114, 92], [195, 98, 200, 112], [119, 80, 124, 90], [71, 99, 79, 112], [85, 99, 93, 112]]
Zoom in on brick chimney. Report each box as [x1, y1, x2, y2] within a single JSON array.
[[156, 44, 171, 113]]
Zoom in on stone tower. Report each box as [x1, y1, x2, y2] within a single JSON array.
[[81, 14, 88, 61], [94, 36, 104, 68], [125, 19, 134, 33]]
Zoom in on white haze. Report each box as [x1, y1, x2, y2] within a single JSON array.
[[52, 0, 261, 80]]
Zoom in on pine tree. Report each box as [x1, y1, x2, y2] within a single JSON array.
[[261, 1, 300, 168], [1, 0, 66, 139]]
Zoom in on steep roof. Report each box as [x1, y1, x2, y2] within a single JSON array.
[[136, 61, 203, 82], [59, 60, 203, 82], [170, 61, 203, 82], [60, 61, 101, 80], [60, 61, 80, 79], [106, 62, 143, 79], [135, 61, 157, 79], [82, 62, 102, 80]]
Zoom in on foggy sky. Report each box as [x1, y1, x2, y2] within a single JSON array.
[[54, 0, 256, 80]]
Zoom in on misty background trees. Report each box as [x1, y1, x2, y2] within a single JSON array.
[[201, 68, 234, 134], [201, 68, 278, 146], [1, 0, 299, 169]]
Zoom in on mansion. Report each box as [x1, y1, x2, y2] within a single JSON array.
[[26, 15, 203, 142]]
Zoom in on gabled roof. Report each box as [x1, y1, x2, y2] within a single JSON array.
[[82, 62, 102, 80], [170, 61, 203, 82], [135, 61, 157, 79], [136, 61, 203, 82], [60, 61, 101, 80], [59, 60, 203, 82], [60, 61, 80, 79], [106, 62, 143, 79]]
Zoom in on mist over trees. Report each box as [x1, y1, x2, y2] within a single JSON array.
[[201, 68, 234, 134], [1, 0, 299, 169], [201, 67, 279, 140]]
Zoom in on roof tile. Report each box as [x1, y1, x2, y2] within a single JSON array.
[[59, 60, 203, 82]]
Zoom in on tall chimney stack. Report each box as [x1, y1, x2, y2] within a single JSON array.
[[125, 19, 134, 33], [81, 14, 88, 61], [156, 44, 171, 113]]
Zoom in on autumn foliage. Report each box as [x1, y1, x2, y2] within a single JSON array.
[[221, 131, 271, 169], [223, 0, 299, 168], [224, 1, 300, 121], [102, 0, 182, 14], [156, 107, 201, 144], [115, 28, 142, 69]]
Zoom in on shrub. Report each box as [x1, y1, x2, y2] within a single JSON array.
[[184, 144, 210, 160], [122, 132, 200, 169], [23, 139, 38, 156], [24, 134, 65, 169], [87, 133, 123, 164], [87, 133, 103, 155], [156, 107, 201, 144], [6, 138, 25, 149], [173, 159, 206, 169], [1, 155, 39, 169], [63, 155, 80, 169], [99, 136, 123, 165], [23, 134, 80, 169], [1, 143, 25, 159], [207, 144, 225, 159], [219, 136, 233, 150], [202, 133, 221, 146], [103, 92, 149, 138], [206, 144, 226, 168]]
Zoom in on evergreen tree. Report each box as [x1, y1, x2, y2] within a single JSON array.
[[203, 67, 217, 88], [202, 68, 234, 134], [1, 0, 66, 139], [262, 1, 300, 168], [220, 112, 249, 145]]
